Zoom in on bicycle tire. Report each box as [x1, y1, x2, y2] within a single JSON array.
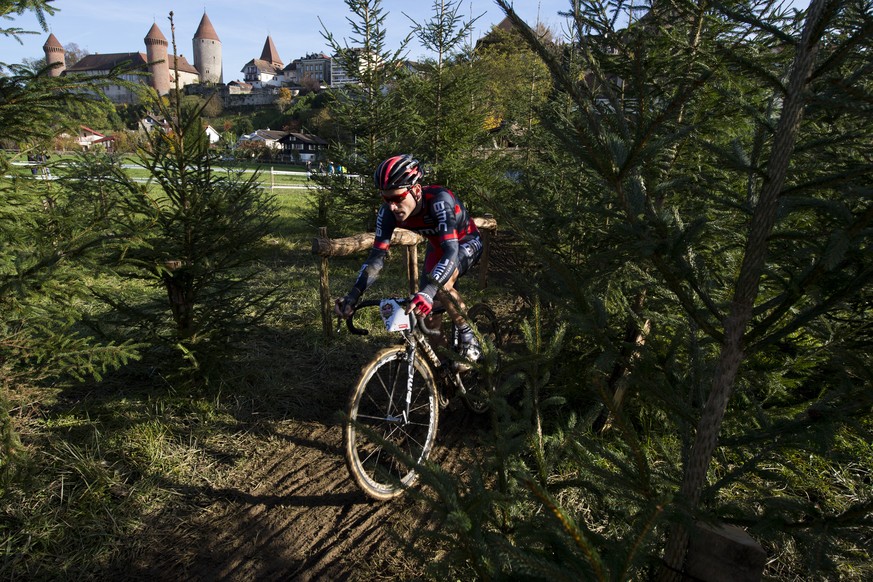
[[344, 346, 439, 500], [458, 303, 501, 414]]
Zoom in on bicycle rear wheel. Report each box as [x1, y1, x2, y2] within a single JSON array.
[[344, 346, 439, 500], [458, 303, 501, 414]]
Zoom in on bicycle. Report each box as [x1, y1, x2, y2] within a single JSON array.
[[340, 297, 501, 500]]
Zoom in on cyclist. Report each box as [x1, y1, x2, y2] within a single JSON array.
[[335, 154, 484, 368]]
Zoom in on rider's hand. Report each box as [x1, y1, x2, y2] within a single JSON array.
[[408, 292, 434, 317], [335, 295, 357, 318]]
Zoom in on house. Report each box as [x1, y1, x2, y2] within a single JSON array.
[[277, 132, 328, 162], [226, 80, 253, 94], [241, 36, 284, 88], [233, 129, 328, 163], [236, 129, 288, 149], [92, 135, 116, 152], [205, 125, 222, 145], [139, 114, 170, 133], [298, 53, 331, 87], [64, 50, 202, 100], [139, 115, 222, 147], [44, 13, 221, 102], [77, 126, 107, 149]]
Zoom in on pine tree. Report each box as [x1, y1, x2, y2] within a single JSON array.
[[418, 0, 873, 578], [311, 0, 412, 233], [87, 13, 284, 377], [1, 1, 143, 478], [405, 0, 480, 167], [396, 0, 504, 210]]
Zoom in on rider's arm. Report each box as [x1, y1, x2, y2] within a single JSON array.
[[419, 190, 462, 299], [347, 204, 396, 302]]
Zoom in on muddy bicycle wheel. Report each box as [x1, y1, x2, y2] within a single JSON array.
[[344, 346, 439, 500], [458, 303, 501, 414]]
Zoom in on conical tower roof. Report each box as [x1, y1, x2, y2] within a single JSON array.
[[259, 35, 283, 67], [43, 33, 63, 49], [194, 12, 220, 41], [145, 23, 167, 44]]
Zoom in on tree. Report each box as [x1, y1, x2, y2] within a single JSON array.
[[62, 42, 88, 67], [0, 0, 56, 72], [88, 13, 285, 375], [1, 0, 141, 478], [406, 0, 479, 166], [419, 0, 873, 578], [276, 86, 294, 112], [473, 21, 553, 139], [314, 0, 412, 232], [233, 116, 254, 136], [394, 0, 504, 208]]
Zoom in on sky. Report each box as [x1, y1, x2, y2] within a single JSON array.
[[1, 0, 575, 79]]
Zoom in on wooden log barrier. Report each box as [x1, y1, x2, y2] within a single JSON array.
[[312, 216, 497, 339], [684, 521, 766, 582]]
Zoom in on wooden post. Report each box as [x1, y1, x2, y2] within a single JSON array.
[[317, 227, 333, 338], [478, 213, 494, 289], [685, 522, 766, 582], [406, 244, 418, 295]]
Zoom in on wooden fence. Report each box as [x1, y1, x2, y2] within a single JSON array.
[[311, 215, 497, 338]]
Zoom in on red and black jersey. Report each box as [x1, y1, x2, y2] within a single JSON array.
[[350, 185, 480, 300]]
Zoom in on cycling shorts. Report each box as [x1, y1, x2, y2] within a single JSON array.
[[422, 232, 483, 287]]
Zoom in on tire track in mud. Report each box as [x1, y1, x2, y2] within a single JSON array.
[[130, 406, 486, 581]]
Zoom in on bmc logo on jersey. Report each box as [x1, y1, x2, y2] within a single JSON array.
[[375, 212, 384, 238], [431, 258, 454, 282], [433, 201, 449, 233]]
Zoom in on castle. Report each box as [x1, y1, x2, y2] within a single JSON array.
[[41, 11, 359, 107], [43, 12, 222, 104]]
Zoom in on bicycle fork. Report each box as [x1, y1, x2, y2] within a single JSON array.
[[403, 342, 416, 424]]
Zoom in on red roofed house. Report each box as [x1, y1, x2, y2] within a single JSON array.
[[77, 126, 107, 149]]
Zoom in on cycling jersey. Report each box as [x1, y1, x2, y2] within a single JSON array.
[[349, 185, 482, 301]]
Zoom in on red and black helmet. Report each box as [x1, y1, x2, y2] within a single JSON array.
[[373, 154, 424, 190]]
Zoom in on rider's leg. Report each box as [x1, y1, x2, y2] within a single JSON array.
[[422, 236, 483, 364], [436, 269, 466, 327], [424, 271, 463, 353], [437, 271, 480, 367]]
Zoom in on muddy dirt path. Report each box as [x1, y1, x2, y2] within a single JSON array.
[[126, 406, 483, 581]]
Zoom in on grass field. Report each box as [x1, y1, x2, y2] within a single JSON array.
[[2, 154, 325, 191]]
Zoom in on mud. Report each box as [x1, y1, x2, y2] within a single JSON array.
[[124, 406, 483, 581]]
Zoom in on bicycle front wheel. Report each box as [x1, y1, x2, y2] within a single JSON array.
[[344, 346, 439, 500]]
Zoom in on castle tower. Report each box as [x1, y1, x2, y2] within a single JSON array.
[[144, 23, 170, 95], [192, 11, 222, 84], [42, 33, 65, 77], [260, 36, 283, 68]]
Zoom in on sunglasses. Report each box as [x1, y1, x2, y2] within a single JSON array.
[[381, 187, 412, 205]]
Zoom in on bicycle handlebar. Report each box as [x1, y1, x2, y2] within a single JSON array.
[[342, 298, 443, 336], [344, 299, 381, 335]]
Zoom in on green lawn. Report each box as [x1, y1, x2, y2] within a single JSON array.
[[3, 153, 321, 190]]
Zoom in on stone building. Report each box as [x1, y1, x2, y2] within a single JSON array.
[[43, 12, 222, 103]]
